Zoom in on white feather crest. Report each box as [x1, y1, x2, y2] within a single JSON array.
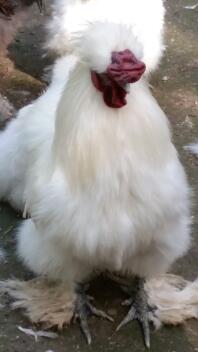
[[67, 21, 143, 72]]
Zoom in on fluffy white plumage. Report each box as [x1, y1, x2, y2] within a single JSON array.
[[0, 0, 190, 293], [46, 0, 165, 74]]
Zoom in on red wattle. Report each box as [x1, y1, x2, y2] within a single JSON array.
[[91, 71, 127, 108]]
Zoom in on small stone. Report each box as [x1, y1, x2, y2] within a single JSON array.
[[162, 76, 169, 82]]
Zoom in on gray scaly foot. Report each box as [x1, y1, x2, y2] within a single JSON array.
[[73, 285, 113, 344], [117, 277, 151, 349]]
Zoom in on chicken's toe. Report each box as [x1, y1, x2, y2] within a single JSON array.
[[74, 289, 113, 344], [117, 277, 151, 349]]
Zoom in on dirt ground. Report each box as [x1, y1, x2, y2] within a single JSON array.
[[0, 0, 198, 351]]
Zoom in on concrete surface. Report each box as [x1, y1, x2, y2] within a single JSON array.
[[0, 0, 197, 351]]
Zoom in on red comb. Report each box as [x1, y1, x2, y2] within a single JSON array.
[[107, 49, 146, 87]]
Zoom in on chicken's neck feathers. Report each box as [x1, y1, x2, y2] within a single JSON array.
[[53, 63, 175, 191]]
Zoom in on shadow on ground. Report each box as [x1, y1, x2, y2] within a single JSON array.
[[0, 0, 197, 351]]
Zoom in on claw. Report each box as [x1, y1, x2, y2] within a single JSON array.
[[116, 306, 136, 331], [140, 318, 150, 349], [88, 304, 114, 322], [117, 277, 151, 349], [79, 312, 92, 345], [74, 291, 113, 344]]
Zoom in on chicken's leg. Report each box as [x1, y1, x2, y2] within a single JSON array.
[[117, 277, 151, 349], [74, 284, 113, 344]]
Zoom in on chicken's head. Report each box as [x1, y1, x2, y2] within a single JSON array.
[[91, 49, 145, 108], [71, 22, 146, 108]]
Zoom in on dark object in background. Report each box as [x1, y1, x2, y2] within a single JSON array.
[[0, 0, 43, 54], [0, 0, 43, 17]]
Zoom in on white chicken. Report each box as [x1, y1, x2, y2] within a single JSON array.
[[0, 0, 191, 347]]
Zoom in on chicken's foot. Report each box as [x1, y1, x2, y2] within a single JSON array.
[[117, 277, 151, 349], [73, 285, 113, 344]]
